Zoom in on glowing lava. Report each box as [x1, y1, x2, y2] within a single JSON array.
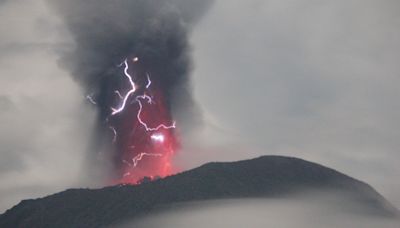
[[151, 133, 165, 143], [105, 57, 179, 184]]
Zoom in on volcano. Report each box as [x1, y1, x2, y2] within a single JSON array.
[[0, 156, 398, 227]]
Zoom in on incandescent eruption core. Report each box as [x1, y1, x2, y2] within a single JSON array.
[[97, 57, 180, 184]]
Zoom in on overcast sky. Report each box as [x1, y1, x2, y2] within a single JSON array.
[[184, 0, 400, 209], [0, 0, 399, 213], [0, 0, 95, 212]]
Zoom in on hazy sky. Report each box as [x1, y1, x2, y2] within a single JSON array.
[[0, 0, 95, 212], [0, 0, 399, 214], [185, 0, 400, 208]]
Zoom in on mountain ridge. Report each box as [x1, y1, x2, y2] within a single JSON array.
[[0, 155, 398, 227]]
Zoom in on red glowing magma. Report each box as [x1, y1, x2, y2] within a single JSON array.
[[109, 58, 180, 184]]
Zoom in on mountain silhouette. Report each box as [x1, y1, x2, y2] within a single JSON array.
[[0, 156, 398, 227]]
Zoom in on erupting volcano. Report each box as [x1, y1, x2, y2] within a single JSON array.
[[50, 0, 212, 185], [108, 57, 180, 183]]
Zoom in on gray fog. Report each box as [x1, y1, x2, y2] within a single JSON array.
[[120, 195, 400, 228]]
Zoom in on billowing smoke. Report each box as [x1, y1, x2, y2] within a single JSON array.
[[49, 0, 213, 184]]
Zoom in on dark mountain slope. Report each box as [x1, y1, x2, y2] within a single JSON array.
[[0, 156, 398, 227]]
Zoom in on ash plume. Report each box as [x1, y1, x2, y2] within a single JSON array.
[[48, 0, 213, 182]]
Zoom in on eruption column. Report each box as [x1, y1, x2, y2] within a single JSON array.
[[51, 0, 213, 186], [107, 57, 179, 184]]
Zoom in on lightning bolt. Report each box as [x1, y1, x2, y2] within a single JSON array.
[[86, 95, 97, 105], [146, 73, 152, 89], [109, 126, 117, 144], [112, 57, 176, 131], [132, 152, 162, 167], [111, 59, 137, 115], [123, 152, 163, 169], [109, 56, 177, 178], [136, 95, 176, 131], [114, 90, 123, 99]]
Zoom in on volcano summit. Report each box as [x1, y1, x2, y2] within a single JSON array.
[[0, 156, 398, 227]]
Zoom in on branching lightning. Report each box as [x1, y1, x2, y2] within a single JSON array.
[[108, 56, 177, 179], [136, 95, 176, 131], [122, 152, 163, 177], [111, 57, 176, 132], [132, 152, 163, 167], [111, 59, 137, 115]]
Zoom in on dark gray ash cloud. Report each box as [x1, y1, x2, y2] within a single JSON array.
[[49, 0, 213, 125], [48, 0, 214, 177]]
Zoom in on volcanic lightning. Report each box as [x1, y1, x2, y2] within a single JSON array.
[[114, 91, 123, 99], [146, 73, 152, 89], [111, 59, 137, 116], [131, 152, 163, 168], [109, 126, 117, 144], [112, 58, 176, 132], [105, 56, 179, 184], [55, 0, 212, 187], [136, 94, 176, 132], [86, 95, 97, 105]]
